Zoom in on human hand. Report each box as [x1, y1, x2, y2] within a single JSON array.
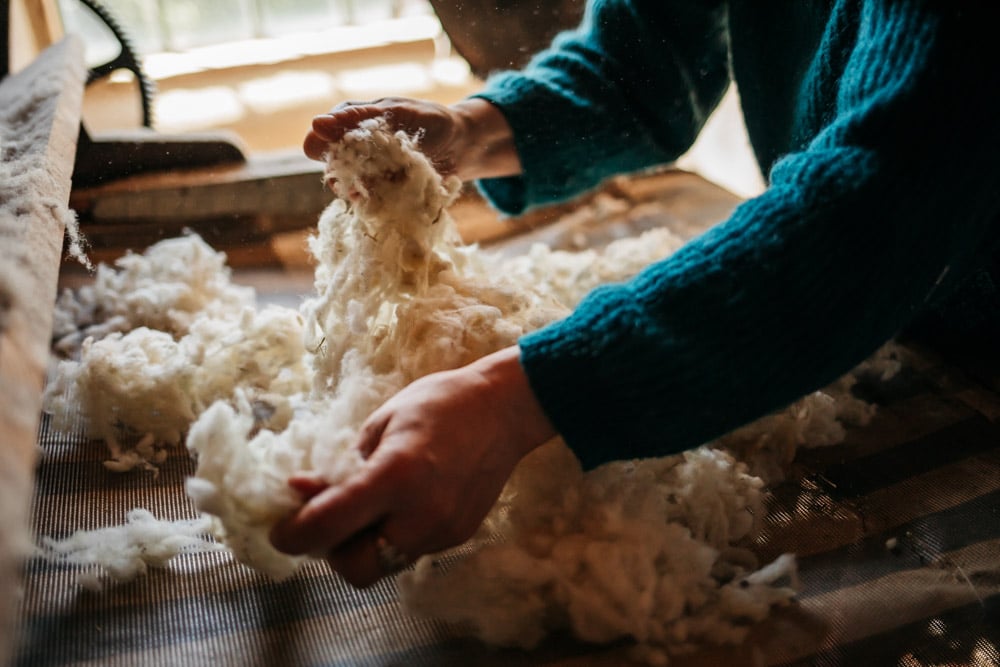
[[305, 97, 464, 173], [269, 345, 555, 588], [304, 97, 522, 182]]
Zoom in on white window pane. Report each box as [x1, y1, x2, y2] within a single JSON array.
[[351, 0, 394, 24], [162, 0, 255, 50], [58, 0, 164, 60], [58, 0, 120, 66], [256, 0, 348, 36], [100, 0, 164, 53], [397, 0, 432, 18]]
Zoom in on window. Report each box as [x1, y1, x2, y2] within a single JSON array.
[[58, 0, 433, 59]]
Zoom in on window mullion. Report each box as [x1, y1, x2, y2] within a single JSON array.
[[153, 0, 174, 52], [246, 0, 265, 39]]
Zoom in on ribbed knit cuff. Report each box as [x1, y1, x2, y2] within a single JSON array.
[[472, 71, 600, 216], [515, 285, 689, 472], [471, 70, 674, 216], [519, 325, 616, 471]]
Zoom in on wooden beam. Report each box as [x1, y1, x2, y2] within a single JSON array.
[[0, 37, 84, 666], [68, 160, 743, 272], [68, 150, 334, 264]]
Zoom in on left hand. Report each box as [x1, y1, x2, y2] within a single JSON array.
[[304, 97, 522, 183], [269, 346, 556, 587]]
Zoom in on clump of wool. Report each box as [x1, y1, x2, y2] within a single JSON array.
[[46, 278, 309, 470], [51, 233, 254, 355], [37, 509, 223, 590]]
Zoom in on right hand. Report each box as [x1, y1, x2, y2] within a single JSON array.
[[269, 345, 556, 588], [304, 97, 522, 182]]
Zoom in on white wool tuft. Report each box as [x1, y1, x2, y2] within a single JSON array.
[[398, 444, 793, 655], [498, 227, 685, 308], [51, 233, 254, 354], [45, 302, 309, 468], [61, 208, 93, 271], [38, 509, 224, 588]]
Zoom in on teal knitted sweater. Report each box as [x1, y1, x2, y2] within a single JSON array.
[[473, 0, 1000, 469]]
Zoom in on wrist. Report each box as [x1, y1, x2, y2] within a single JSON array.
[[450, 98, 522, 182], [470, 345, 557, 458]]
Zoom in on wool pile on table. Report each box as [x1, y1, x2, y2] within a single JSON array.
[[43, 120, 896, 662]]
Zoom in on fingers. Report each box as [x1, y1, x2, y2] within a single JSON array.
[[270, 411, 391, 556], [326, 530, 385, 588], [326, 525, 413, 588], [318, 102, 389, 138], [269, 471, 387, 556], [304, 102, 392, 160], [319, 479, 475, 587], [274, 476, 421, 588], [274, 474, 422, 588], [303, 97, 435, 162], [287, 474, 328, 500], [303, 130, 333, 161]]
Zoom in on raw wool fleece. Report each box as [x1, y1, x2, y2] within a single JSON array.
[[44, 235, 309, 470], [37, 509, 224, 591], [400, 443, 797, 660], [50, 233, 256, 354], [46, 120, 888, 659], [186, 119, 574, 578]]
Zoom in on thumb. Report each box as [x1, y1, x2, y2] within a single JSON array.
[[288, 475, 328, 500], [355, 411, 391, 459]]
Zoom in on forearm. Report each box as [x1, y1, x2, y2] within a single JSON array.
[[450, 98, 522, 182], [472, 0, 730, 214], [467, 345, 556, 458], [520, 4, 1000, 468]]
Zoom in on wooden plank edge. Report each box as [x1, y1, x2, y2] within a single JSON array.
[[0, 37, 85, 667]]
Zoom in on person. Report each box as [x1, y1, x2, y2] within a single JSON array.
[[270, 0, 1000, 587]]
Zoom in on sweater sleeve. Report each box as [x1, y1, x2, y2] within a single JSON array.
[[519, 1, 1000, 470], [471, 0, 731, 215]]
